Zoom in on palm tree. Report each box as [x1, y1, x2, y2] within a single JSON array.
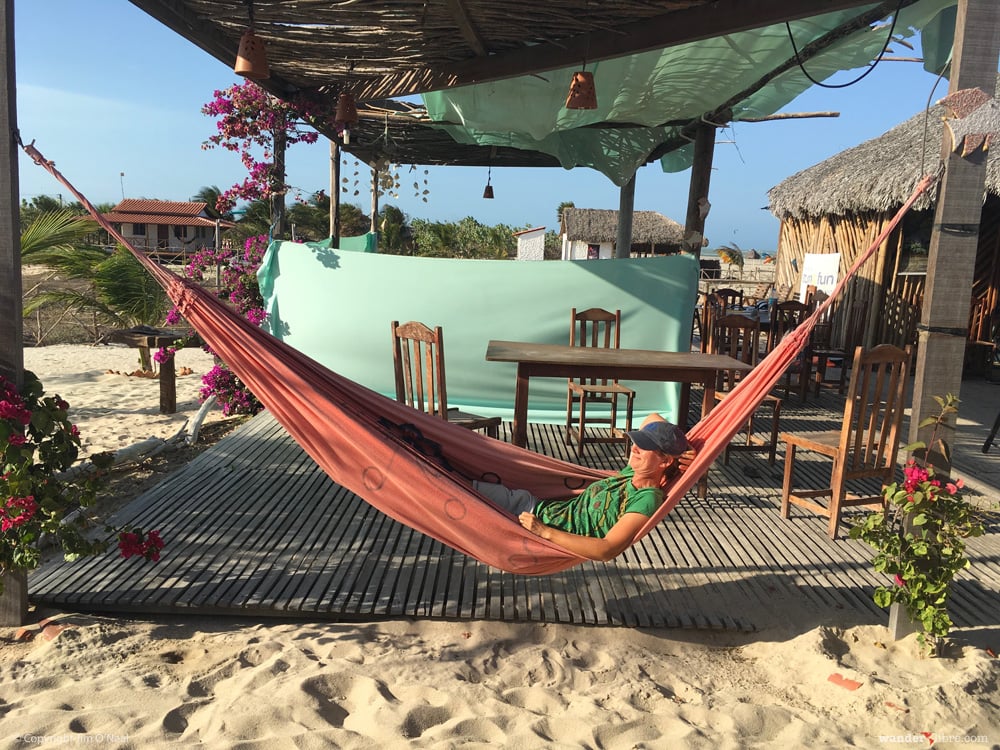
[[556, 201, 575, 228], [190, 185, 226, 219], [21, 210, 169, 350]]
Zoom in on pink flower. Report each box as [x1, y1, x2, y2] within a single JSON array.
[[903, 464, 930, 493], [153, 347, 175, 364], [117, 532, 143, 559], [7, 433, 26, 446], [894, 574, 905, 587], [1, 495, 37, 532], [946, 482, 959, 495]]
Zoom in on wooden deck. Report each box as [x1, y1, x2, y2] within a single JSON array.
[[29, 388, 1000, 633]]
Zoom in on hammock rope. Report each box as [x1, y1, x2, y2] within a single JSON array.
[[22, 141, 936, 574]]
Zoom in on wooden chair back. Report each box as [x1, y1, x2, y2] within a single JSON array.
[[570, 307, 622, 388], [700, 292, 725, 353], [713, 287, 744, 310], [391, 320, 449, 418], [838, 344, 912, 480], [767, 300, 811, 353], [710, 313, 763, 391]]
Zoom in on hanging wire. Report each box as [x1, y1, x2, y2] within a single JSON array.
[[785, 0, 903, 89], [918, 62, 951, 179]]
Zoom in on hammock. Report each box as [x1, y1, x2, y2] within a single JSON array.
[[22, 142, 937, 575]]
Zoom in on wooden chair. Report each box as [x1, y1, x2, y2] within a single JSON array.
[[805, 285, 848, 396], [565, 307, 636, 455], [391, 320, 501, 438], [709, 313, 782, 464], [767, 300, 813, 401], [780, 344, 912, 539], [713, 287, 744, 310], [699, 292, 725, 353]]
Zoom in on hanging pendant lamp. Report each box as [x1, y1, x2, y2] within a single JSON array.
[[565, 70, 597, 110], [234, 2, 269, 80], [335, 92, 359, 144], [483, 166, 494, 199]]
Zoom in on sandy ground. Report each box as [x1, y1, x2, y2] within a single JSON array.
[[1, 345, 998, 749]]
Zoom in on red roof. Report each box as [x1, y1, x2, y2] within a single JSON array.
[[112, 199, 207, 217], [103, 200, 234, 228]]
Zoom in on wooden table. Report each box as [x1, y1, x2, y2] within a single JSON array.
[[106, 326, 201, 414], [485, 340, 752, 448]]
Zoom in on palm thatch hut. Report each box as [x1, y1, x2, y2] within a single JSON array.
[[768, 79, 1000, 362], [560, 208, 684, 260]]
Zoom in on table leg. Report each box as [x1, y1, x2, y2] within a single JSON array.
[[511, 365, 530, 448], [159, 356, 177, 414], [697, 377, 715, 499], [677, 383, 691, 428]]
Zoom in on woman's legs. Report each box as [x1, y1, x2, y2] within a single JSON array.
[[472, 481, 539, 516]]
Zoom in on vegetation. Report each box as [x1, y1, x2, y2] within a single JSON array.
[[850, 395, 985, 654], [22, 210, 169, 343]]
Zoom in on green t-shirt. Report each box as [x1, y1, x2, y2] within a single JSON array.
[[534, 466, 663, 538]]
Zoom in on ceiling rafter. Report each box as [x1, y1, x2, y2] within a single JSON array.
[[444, 0, 490, 57]]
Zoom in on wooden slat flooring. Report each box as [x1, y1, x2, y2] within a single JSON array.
[[28, 389, 1000, 632]]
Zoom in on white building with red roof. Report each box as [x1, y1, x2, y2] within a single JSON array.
[[101, 200, 234, 261]]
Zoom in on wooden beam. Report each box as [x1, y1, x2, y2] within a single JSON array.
[[444, 0, 489, 57], [352, 0, 917, 100], [0, 0, 21, 386], [616, 176, 636, 260], [909, 0, 1000, 472], [684, 122, 717, 262]]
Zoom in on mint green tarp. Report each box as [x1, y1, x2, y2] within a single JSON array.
[[258, 243, 698, 424], [423, 0, 956, 185], [313, 232, 378, 252]]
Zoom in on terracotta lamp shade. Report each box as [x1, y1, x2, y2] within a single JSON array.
[[335, 93, 359, 125], [234, 29, 269, 80], [482, 183, 494, 199], [565, 70, 597, 110]]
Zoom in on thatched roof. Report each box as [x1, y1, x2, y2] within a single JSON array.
[[768, 77, 1000, 220], [131, 1, 942, 172], [562, 209, 684, 245]]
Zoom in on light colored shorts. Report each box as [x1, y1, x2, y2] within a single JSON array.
[[473, 480, 539, 516]]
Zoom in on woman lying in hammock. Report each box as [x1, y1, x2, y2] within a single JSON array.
[[474, 414, 690, 562]]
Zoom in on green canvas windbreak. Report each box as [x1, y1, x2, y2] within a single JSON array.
[[313, 231, 378, 252], [423, 0, 956, 185], [257, 245, 698, 423]]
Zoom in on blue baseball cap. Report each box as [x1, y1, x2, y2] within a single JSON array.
[[626, 421, 690, 455]]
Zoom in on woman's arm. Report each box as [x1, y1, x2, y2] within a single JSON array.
[[518, 511, 648, 562]]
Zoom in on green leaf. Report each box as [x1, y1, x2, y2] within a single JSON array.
[[912, 513, 927, 526]]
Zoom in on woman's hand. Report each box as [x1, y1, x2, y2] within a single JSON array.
[[518, 512, 548, 538]]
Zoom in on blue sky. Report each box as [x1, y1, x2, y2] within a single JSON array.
[[16, 1, 956, 251]]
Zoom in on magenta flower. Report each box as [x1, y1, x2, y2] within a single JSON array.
[[1, 495, 37, 532]]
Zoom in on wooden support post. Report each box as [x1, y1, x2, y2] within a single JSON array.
[[0, 0, 21, 386], [271, 125, 287, 240], [159, 355, 177, 414], [615, 175, 636, 259], [910, 0, 1000, 473], [370, 167, 380, 237], [330, 140, 341, 246], [0, 569, 27, 627], [683, 120, 716, 261]]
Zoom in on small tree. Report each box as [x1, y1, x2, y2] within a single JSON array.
[[202, 82, 327, 236]]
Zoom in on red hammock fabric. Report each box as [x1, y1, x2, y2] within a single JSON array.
[[23, 142, 936, 574]]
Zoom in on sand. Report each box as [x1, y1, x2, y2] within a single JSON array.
[[2, 345, 998, 749]]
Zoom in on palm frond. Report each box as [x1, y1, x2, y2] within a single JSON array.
[[21, 211, 99, 260]]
